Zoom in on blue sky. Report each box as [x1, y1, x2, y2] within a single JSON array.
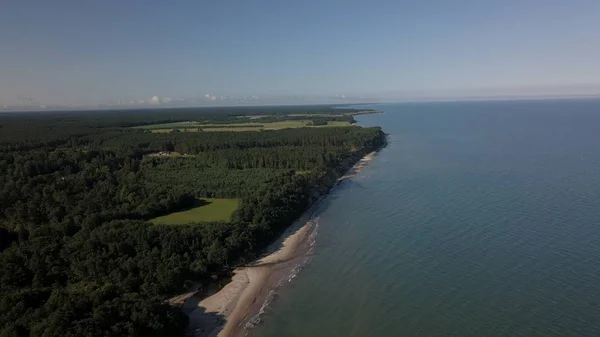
[[2, 0, 600, 106]]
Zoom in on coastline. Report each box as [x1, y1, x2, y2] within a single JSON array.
[[184, 150, 380, 337]]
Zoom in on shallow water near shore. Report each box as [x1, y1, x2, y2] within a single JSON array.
[[250, 100, 600, 337]]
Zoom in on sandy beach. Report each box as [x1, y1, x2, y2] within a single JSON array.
[[339, 151, 376, 181], [184, 150, 378, 337]]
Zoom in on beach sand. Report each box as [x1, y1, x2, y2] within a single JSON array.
[[339, 151, 376, 181], [184, 150, 377, 337]]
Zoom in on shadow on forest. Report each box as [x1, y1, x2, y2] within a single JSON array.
[[150, 198, 212, 222], [182, 198, 212, 211], [181, 300, 226, 337]]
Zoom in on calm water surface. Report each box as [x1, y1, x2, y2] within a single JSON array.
[[252, 100, 600, 337]]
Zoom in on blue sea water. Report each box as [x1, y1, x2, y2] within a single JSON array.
[[251, 99, 600, 337]]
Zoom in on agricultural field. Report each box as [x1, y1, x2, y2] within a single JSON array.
[[132, 121, 198, 130], [286, 113, 343, 117], [150, 198, 240, 224], [134, 119, 352, 133], [295, 170, 312, 175]]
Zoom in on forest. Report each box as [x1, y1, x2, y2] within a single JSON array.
[[0, 105, 385, 336]]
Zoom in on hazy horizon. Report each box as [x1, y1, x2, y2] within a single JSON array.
[[2, 1, 600, 108], [5, 93, 600, 113]]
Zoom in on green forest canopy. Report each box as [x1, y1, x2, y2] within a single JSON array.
[[0, 105, 385, 336]]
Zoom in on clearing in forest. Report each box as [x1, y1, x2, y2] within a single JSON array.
[[133, 119, 352, 133], [150, 198, 240, 224]]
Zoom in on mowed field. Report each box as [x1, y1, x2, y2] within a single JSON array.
[[150, 198, 240, 224], [133, 120, 352, 133]]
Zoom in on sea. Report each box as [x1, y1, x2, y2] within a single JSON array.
[[248, 99, 600, 337]]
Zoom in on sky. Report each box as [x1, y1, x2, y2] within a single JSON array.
[[1, 0, 600, 107]]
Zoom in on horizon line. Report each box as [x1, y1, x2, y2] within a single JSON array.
[[2, 94, 600, 113]]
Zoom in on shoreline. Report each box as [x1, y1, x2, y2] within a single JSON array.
[[184, 150, 379, 337]]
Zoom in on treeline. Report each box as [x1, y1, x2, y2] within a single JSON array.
[[142, 164, 298, 198], [0, 108, 385, 337], [191, 146, 345, 170], [78, 126, 380, 153], [0, 149, 195, 234], [0, 105, 376, 150]]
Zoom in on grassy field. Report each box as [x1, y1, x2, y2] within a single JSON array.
[[150, 198, 240, 224], [133, 121, 197, 130], [135, 120, 352, 133], [147, 151, 196, 157], [295, 170, 312, 175], [287, 113, 343, 117], [236, 115, 268, 119]]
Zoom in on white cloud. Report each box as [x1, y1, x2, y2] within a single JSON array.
[[17, 95, 36, 102], [150, 96, 160, 104], [204, 94, 217, 101]]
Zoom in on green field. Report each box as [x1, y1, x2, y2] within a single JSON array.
[[150, 198, 240, 224], [134, 119, 352, 133], [133, 121, 197, 130], [287, 113, 343, 117], [295, 170, 312, 175]]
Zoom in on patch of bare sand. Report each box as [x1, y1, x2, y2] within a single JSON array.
[[339, 151, 376, 181], [185, 220, 313, 337]]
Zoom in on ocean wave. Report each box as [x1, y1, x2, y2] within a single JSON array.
[[245, 289, 277, 329], [288, 264, 302, 282]]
